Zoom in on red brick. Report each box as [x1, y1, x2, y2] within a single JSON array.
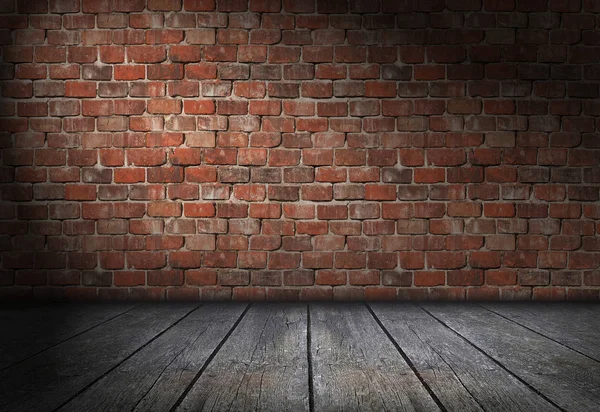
[[415, 271, 445, 287], [470, 251, 501, 269], [483, 202, 516, 218], [427, 252, 467, 269], [180, 203, 214, 219], [148, 99, 182, 115], [484, 269, 517, 286], [365, 184, 396, 200], [127, 46, 166, 63], [399, 252, 424, 270], [148, 202, 182, 217], [5, 7, 600, 301], [363, 80, 396, 97], [114, 65, 145, 80], [65, 184, 96, 201], [442, 200, 479, 216], [65, 81, 96, 98], [448, 270, 484, 286]]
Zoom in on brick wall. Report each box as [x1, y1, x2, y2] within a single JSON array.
[[0, 0, 599, 301]]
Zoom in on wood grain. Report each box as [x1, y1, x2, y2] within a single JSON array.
[[481, 302, 600, 361], [0, 303, 196, 412], [0, 302, 598, 412], [0, 303, 135, 370], [174, 303, 309, 412], [370, 302, 560, 412], [56, 304, 246, 412], [421, 303, 600, 412], [310, 303, 441, 412]]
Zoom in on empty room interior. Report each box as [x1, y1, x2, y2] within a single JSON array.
[[0, 0, 599, 411]]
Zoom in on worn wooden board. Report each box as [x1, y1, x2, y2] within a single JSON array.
[[174, 303, 309, 412], [0, 303, 136, 370], [370, 303, 560, 412], [0, 303, 197, 412], [310, 303, 441, 412], [1, 302, 598, 412], [481, 302, 600, 362], [421, 303, 600, 412], [56, 304, 246, 412]]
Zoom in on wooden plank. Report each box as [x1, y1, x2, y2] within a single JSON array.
[[421, 303, 600, 412], [0, 303, 136, 370], [310, 303, 441, 412], [370, 303, 560, 412], [0, 303, 197, 412], [481, 303, 600, 362], [57, 304, 246, 412], [174, 303, 309, 412]]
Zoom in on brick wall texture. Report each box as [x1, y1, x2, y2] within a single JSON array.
[[0, 0, 599, 301]]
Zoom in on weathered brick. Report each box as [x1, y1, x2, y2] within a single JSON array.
[[1, 3, 598, 301]]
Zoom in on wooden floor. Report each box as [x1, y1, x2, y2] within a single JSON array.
[[0, 303, 599, 412]]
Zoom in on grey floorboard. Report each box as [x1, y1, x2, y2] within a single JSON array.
[[421, 303, 600, 412], [481, 302, 600, 362], [0, 303, 136, 370], [310, 303, 441, 412], [0, 302, 598, 412], [174, 303, 309, 412], [370, 303, 560, 412], [57, 303, 246, 412], [0, 303, 196, 412]]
